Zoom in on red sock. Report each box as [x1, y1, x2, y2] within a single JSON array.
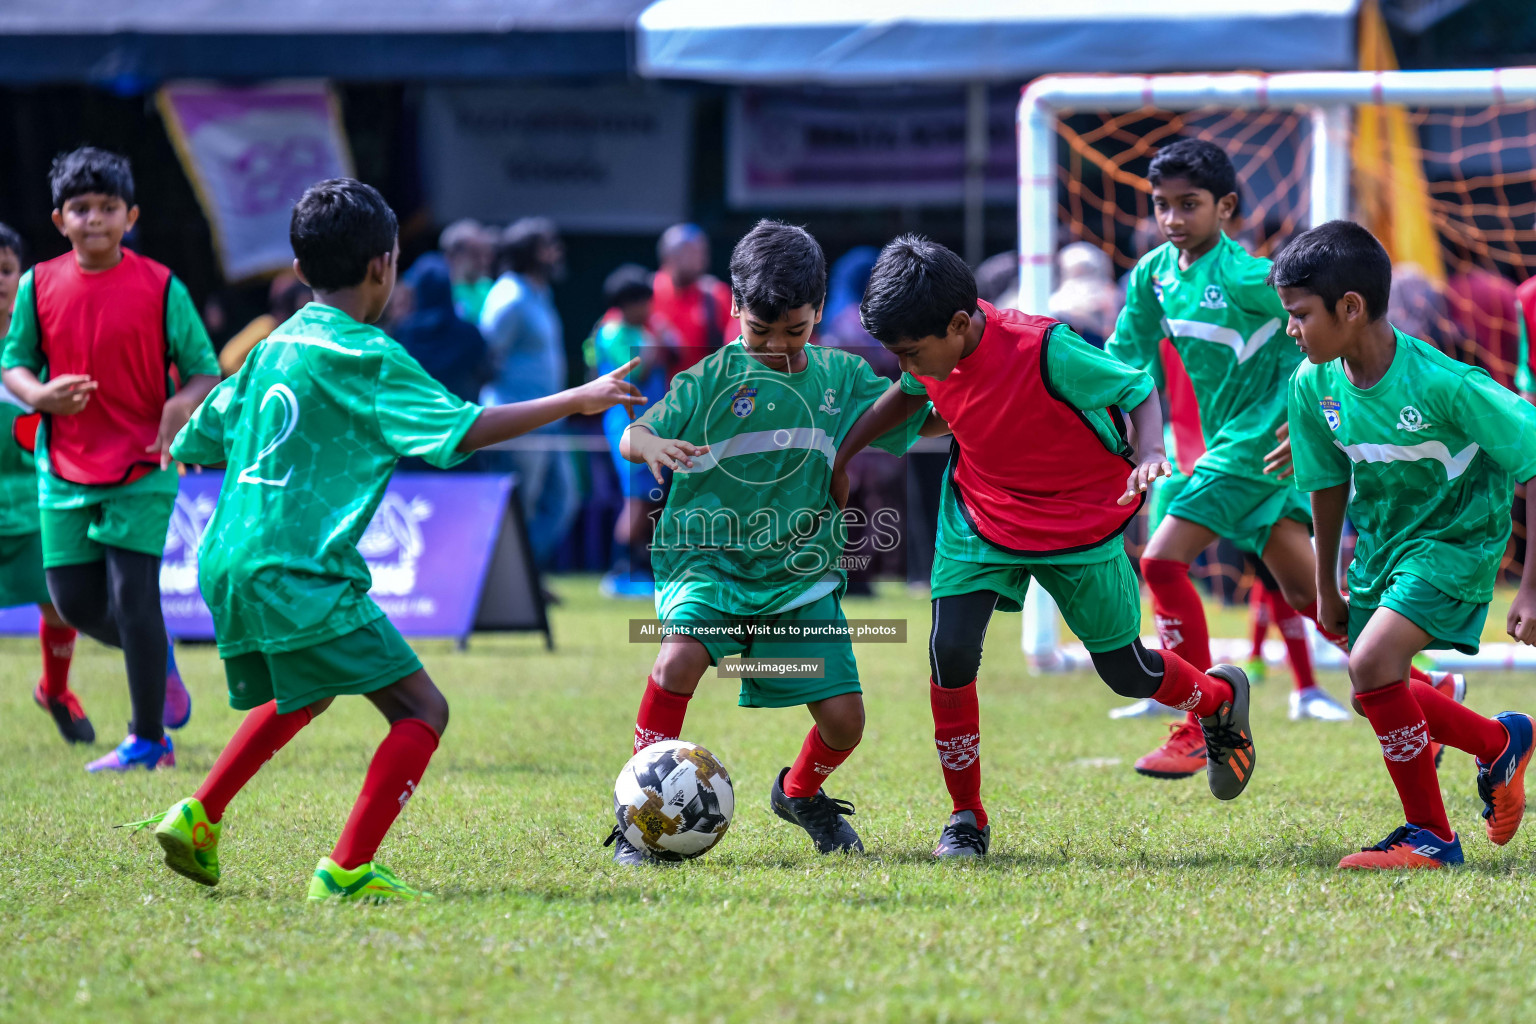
[[1248, 582, 1270, 661], [783, 726, 858, 798], [1151, 649, 1233, 718], [331, 718, 439, 870], [1141, 557, 1212, 671], [1296, 599, 1438, 690], [1266, 591, 1318, 693], [194, 700, 314, 823], [1410, 679, 1507, 761], [1356, 682, 1453, 842], [930, 679, 985, 828], [39, 619, 76, 699], [633, 676, 691, 754]]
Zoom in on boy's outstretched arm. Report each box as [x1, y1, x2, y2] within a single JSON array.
[[458, 357, 645, 452], [830, 381, 932, 509], [149, 374, 220, 469], [1509, 474, 1536, 644], [1116, 392, 1173, 506], [1, 366, 98, 416], [1310, 482, 1350, 637]]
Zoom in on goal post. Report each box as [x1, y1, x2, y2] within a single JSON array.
[[1015, 68, 1536, 314]]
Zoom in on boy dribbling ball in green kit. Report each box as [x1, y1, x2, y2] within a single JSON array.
[[121, 179, 644, 900]]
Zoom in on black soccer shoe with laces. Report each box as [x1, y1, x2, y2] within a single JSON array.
[[1199, 664, 1256, 801], [603, 824, 655, 866], [933, 810, 990, 858], [769, 767, 864, 853]]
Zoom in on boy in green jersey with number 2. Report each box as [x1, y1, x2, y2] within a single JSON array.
[[1279, 220, 1536, 870], [121, 180, 644, 900]]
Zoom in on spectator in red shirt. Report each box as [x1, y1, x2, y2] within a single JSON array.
[[651, 223, 735, 378]]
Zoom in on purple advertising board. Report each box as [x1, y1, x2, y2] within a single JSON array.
[[0, 472, 549, 646]]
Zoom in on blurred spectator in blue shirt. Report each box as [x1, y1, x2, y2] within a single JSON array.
[[396, 253, 488, 404], [479, 218, 575, 568]]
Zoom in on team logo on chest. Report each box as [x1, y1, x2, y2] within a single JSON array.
[[1200, 285, 1227, 309], [1320, 397, 1342, 431], [1152, 277, 1167, 303], [730, 384, 758, 418], [1397, 405, 1429, 432], [818, 388, 841, 415]]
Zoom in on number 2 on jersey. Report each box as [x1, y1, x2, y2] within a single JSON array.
[[236, 384, 300, 487]]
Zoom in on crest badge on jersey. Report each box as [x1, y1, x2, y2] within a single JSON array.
[[1152, 278, 1166, 303], [1200, 285, 1227, 310], [730, 385, 757, 418], [818, 388, 841, 415], [1397, 405, 1429, 432], [1320, 397, 1342, 431]]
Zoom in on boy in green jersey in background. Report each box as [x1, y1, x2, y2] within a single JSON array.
[[0, 222, 88, 744], [1110, 140, 1380, 780], [1279, 220, 1536, 869], [611, 220, 938, 863], [123, 180, 644, 900]]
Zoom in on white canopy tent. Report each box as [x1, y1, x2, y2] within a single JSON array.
[[636, 0, 1363, 84]]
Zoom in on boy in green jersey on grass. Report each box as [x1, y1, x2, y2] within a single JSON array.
[[610, 220, 939, 863], [1278, 220, 1536, 869], [122, 180, 644, 901], [1107, 140, 1432, 781], [0, 222, 88, 744]]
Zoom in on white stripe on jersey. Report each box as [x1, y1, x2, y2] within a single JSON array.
[[264, 333, 365, 357], [1162, 317, 1282, 364], [1333, 439, 1481, 481], [683, 427, 835, 472]]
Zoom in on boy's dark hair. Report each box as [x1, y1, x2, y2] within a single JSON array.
[[499, 217, 559, 276], [1148, 139, 1240, 211], [1267, 219, 1391, 321], [859, 234, 977, 343], [0, 222, 25, 263], [289, 178, 398, 292], [50, 147, 135, 208], [728, 219, 826, 321], [604, 263, 654, 308]]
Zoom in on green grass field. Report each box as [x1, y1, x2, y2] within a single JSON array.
[[4, 577, 1536, 1023]]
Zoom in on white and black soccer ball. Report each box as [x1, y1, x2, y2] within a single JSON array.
[[613, 740, 734, 861]]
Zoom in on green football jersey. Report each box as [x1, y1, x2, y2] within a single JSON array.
[[171, 303, 482, 657], [900, 323, 1153, 566], [636, 339, 929, 617], [1289, 328, 1536, 605], [1108, 232, 1300, 482], [0, 387, 38, 536]]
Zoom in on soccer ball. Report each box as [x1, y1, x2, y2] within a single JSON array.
[[613, 740, 734, 861]]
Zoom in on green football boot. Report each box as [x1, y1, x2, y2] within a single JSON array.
[[117, 797, 222, 886], [307, 857, 432, 902]]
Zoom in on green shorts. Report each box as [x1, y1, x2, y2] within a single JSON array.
[[662, 589, 861, 709], [39, 492, 176, 567], [1163, 466, 1310, 555], [0, 531, 49, 608], [223, 616, 424, 715], [931, 551, 1142, 653], [1146, 472, 1191, 534], [1347, 572, 1488, 656]]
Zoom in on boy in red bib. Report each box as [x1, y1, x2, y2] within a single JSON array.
[[1, 148, 220, 771], [836, 235, 1256, 856]]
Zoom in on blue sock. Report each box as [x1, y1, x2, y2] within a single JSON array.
[[166, 635, 180, 679]]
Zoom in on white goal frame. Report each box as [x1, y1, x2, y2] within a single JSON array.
[[1015, 68, 1536, 312]]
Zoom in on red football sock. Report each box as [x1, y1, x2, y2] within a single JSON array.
[[39, 619, 76, 699], [1296, 599, 1437, 689], [1356, 682, 1453, 842], [1267, 590, 1319, 693], [194, 700, 314, 823], [1410, 679, 1507, 762], [930, 678, 985, 828], [1141, 557, 1212, 671], [783, 726, 858, 798], [331, 718, 439, 870], [1247, 582, 1270, 661], [1150, 649, 1233, 718], [633, 675, 691, 754]]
